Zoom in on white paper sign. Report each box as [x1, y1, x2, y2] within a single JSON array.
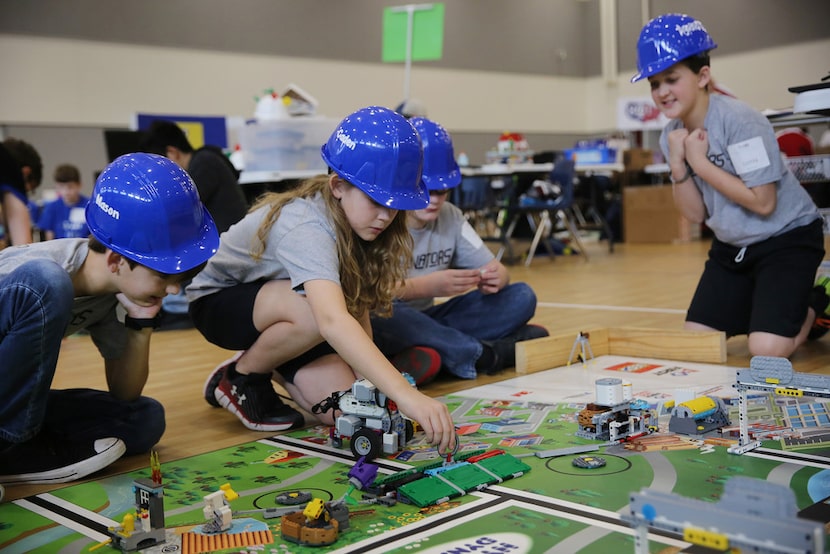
[[727, 136, 770, 175]]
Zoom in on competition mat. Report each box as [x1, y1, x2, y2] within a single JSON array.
[[3, 355, 830, 553]]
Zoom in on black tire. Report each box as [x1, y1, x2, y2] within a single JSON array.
[[351, 428, 381, 460], [404, 420, 415, 443]]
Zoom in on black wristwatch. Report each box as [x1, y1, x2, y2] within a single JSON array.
[[124, 314, 162, 330]]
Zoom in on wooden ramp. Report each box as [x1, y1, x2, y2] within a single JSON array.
[[516, 326, 726, 375]]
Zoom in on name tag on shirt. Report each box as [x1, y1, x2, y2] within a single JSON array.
[[69, 207, 86, 223], [727, 136, 770, 175]]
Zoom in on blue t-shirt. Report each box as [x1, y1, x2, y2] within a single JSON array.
[[37, 195, 90, 239]]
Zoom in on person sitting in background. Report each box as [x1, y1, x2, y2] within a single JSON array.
[[37, 164, 90, 240], [0, 153, 219, 486], [0, 138, 43, 247], [370, 117, 549, 386], [139, 120, 248, 328]]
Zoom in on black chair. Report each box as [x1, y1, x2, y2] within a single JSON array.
[[499, 159, 588, 265], [454, 174, 521, 262]]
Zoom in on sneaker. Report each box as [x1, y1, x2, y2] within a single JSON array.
[[204, 352, 244, 408], [809, 277, 830, 340], [0, 433, 126, 485], [390, 347, 442, 386], [485, 324, 551, 374], [214, 366, 305, 432]]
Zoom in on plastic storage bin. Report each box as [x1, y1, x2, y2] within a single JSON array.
[[240, 118, 338, 172], [564, 147, 617, 165], [786, 155, 830, 184]]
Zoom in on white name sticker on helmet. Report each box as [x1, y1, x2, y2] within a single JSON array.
[[675, 21, 707, 37], [95, 194, 120, 220], [336, 128, 356, 150]]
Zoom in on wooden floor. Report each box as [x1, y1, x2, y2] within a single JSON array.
[[8, 238, 830, 501]]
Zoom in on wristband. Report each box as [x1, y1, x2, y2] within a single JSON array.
[[124, 314, 162, 330], [670, 165, 693, 185]]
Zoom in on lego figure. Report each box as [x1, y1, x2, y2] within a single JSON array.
[[202, 483, 239, 534]]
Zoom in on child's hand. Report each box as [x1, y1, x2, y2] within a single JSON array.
[[429, 269, 481, 297], [116, 292, 162, 319], [477, 266, 501, 295], [667, 128, 689, 168], [683, 129, 709, 165], [398, 393, 456, 454]]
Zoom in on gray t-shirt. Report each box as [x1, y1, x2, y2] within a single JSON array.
[[405, 201, 494, 311], [187, 193, 340, 301], [0, 239, 127, 359], [660, 94, 818, 247]]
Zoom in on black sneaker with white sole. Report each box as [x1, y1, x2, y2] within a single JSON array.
[[0, 433, 126, 485], [204, 352, 244, 408], [214, 365, 305, 432]]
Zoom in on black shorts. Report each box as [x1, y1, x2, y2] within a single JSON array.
[[687, 218, 824, 338], [189, 281, 336, 384]]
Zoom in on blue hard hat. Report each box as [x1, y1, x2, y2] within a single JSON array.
[[321, 106, 428, 210], [410, 117, 462, 191], [631, 13, 717, 83], [86, 153, 219, 273]]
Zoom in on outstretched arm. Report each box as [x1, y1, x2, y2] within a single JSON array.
[[305, 278, 456, 453]]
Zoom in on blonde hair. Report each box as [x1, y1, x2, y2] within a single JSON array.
[[249, 175, 412, 318]]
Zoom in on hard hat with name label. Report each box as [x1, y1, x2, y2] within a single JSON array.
[[86, 153, 219, 273], [631, 13, 717, 83], [321, 106, 428, 210], [410, 117, 462, 191]]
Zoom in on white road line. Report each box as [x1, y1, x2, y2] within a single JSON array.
[[538, 302, 686, 314], [13, 498, 112, 543]]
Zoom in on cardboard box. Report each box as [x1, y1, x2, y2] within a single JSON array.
[[623, 184, 699, 243], [623, 148, 653, 171]]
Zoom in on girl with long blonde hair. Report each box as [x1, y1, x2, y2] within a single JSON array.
[[188, 106, 456, 454]]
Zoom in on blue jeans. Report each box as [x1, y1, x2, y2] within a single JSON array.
[[0, 260, 164, 453], [371, 282, 537, 379]]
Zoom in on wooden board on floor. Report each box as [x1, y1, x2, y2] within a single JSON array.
[[516, 326, 726, 374]]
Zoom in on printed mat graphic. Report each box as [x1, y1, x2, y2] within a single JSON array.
[[3, 355, 830, 553]]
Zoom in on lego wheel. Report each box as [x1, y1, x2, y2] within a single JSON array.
[[350, 428, 381, 460], [404, 420, 414, 443]]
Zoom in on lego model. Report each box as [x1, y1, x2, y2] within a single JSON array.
[[363, 449, 530, 508], [328, 378, 415, 459], [201, 483, 239, 534], [668, 395, 730, 436], [104, 452, 166, 552], [623, 476, 824, 554], [572, 455, 606, 469], [576, 378, 656, 442], [280, 497, 340, 546], [276, 490, 312, 505], [730, 356, 830, 455], [567, 331, 594, 366]]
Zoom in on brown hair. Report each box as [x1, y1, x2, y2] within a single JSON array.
[[3, 137, 43, 188], [54, 163, 81, 184], [88, 235, 207, 282], [249, 175, 412, 318]]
